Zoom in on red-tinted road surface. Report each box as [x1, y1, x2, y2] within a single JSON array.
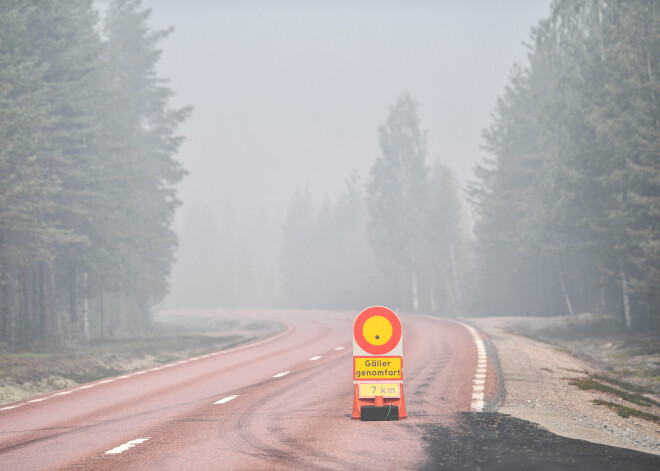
[[0, 310, 496, 470]]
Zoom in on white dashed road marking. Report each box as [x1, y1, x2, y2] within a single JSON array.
[[213, 395, 239, 405], [273, 371, 290, 378], [105, 438, 150, 455], [309, 356, 322, 361]]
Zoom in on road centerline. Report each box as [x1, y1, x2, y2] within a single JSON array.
[[105, 438, 150, 455], [213, 395, 239, 405]]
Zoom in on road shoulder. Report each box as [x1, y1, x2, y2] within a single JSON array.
[[471, 317, 660, 456]]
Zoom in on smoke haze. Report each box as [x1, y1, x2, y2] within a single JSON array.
[[138, 0, 551, 309]]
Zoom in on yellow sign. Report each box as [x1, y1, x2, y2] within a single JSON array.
[[358, 383, 401, 398], [353, 356, 402, 380], [362, 315, 393, 346]]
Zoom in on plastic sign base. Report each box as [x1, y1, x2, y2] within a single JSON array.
[[351, 383, 407, 420], [360, 405, 399, 421]]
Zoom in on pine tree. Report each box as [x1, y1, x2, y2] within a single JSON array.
[[0, 0, 190, 346], [367, 92, 429, 312], [421, 162, 463, 315], [470, 0, 660, 330], [103, 0, 190, 330], [0, 0, 105, 343]]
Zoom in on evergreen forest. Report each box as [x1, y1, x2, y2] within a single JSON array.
[[279, 0, 660, 332], [0, 0, 190, 347], [1, 0, 659, 353], [468, 0, 660, 331]]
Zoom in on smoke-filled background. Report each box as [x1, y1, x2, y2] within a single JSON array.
[[153, 0, 550, 311], [1, 0, 659, 348]]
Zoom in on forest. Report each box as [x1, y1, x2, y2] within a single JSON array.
[[278, 93, 465, 316], [280, 0, 660, 332], [0, 0, 189, 347], [468, 0, 660, 331], [1, 0, 658, 351]]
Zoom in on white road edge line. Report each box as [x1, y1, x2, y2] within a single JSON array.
[[213, 395, 239, 405], [273, 371, 290, 378], [27, 398, 47, 403], [463, 323, 488, 412], [403, 314, 492, 413], [0, 405, 21, 411], [105, 438, 150, 455]]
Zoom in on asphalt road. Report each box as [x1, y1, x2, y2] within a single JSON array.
[[1, 310, 658, 470]]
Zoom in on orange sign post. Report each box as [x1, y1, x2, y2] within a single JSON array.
[[352, 306, 406, 420]]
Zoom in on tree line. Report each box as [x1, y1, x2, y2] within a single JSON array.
[[281, 1, 660, 333], [468, 0, 659, 330], [5, 0, 655, 349], [280, 92, 466, 315], [0, 0, 189, 347]]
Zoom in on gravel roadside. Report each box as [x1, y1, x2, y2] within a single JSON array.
[[471, 317, 660, 456]]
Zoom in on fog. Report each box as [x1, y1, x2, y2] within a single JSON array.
[[148, 0, 549, 212], [1, 0, 656, 354], [142, 1, 551, 310]]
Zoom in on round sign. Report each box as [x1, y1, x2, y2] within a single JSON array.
[[353, 306, 402, 355]]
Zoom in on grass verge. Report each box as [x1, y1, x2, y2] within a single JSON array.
[[0, 315, 281, 405], [569, 376, 659, 407], [592, 400, 660, 424]]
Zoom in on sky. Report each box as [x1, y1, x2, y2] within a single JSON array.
[[140, 0, 552, 225]]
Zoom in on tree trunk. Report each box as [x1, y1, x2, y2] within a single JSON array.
[[118, 290, 126, 337], [31, 266, 38, 342], [69, 261, 78, 324], [38, 262, 55, 341], [37, 263, 47, 340], [1, 274, 6, 343], [1, 271, 9, 346], [8, 274, 15, 349], [429, 274, 437, 314], [19, 267, 27, 345], [449, 244, 461, 309], [99, 286, 105, 340], [48, 261, 59, 338], [558, 266, 574, 316], [619, 260, 632, 331], [82, 271, 90, 342], [411, 270, 419, 313]]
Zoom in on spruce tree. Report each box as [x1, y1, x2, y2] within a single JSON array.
[[367, 92, 428, 312]]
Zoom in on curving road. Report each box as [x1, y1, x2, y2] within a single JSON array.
[[0, 310, 496, 470]]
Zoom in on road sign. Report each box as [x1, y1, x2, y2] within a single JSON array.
[[353, 356, 402, 380], [351, 306, 406, 420], [353, 306, 402, 356], [358, 383, 400, 399]]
